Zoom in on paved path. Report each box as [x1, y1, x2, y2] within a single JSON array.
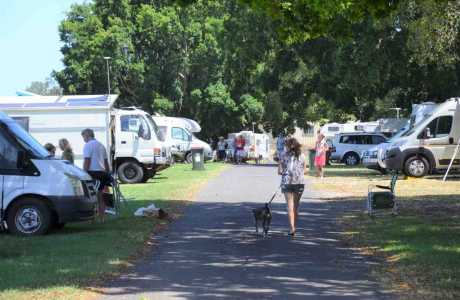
[[100, 165, 395, 300]]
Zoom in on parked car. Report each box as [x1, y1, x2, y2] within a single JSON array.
[[330, 132, 387, 166], [386, 98, 460, 177], [363, 128, 408, 173], [0, 111, 97, 236]]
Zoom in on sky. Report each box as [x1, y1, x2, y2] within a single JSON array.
[[0, 0, 85, 95]]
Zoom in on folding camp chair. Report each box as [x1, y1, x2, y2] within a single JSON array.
[[367, 172, 399, 216]]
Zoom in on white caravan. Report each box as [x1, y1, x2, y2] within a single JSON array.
[[0, 111, 97, 236], [0, 95, 171, 184], [153, 116, 212, 163], [385, 98, 460, 177]]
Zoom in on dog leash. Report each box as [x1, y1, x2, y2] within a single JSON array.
[[267, 186, 281, 205]]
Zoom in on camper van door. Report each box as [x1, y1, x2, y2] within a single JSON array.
[[117, 114, 140, 157], [419, 114, 454, 167]]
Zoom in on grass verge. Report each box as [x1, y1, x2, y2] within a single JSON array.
[[0, 162, 228, 300], [308, 164, 460, 299]]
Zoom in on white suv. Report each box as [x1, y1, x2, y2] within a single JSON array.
[[330, 132, 387, 166]]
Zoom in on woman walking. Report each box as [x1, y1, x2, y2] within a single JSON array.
[[314, 133, 328, 178], [278, 137, 306, 236], [59, 138, 74, 164]]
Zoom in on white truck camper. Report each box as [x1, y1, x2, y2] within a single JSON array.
[[227, 131, 270, 163], [0, 95, 171, 184], [0, 111, 97, 236]]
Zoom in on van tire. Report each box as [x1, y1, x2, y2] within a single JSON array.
[[404, 156, 429, 178], [343, 152, 360, 166], [118, 161, 144, 184], [7, 198, 52, 236], [185, 152, 193, 164]]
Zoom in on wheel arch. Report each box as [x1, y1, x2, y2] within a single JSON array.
[[402, 148, 435, 172], [342, 151, 360, 162], [5, 194, 55, 221]]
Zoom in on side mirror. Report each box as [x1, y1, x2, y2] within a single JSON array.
[[419, 128, 432, 139]]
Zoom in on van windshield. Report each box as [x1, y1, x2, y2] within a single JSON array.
[[5, 120, 49, 158], [145, 115, 165, 141]]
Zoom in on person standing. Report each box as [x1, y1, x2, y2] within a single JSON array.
[[217, 136, 227, 161], [235, 134, 246, 164], [44, 143, 56, 157], [59, 138, 74, 164], [278, 137, 306, 236], [314, 133, 329, 178], [276, 133, 285, 161], [81, 128, 110, 222]]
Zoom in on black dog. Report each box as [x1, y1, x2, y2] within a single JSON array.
[[252, 203, 272, 237]]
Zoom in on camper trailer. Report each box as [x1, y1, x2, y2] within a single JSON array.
[[385, 98, 460, 177], [153, 116, 212, 163], [0, 95, 171, 184], [0, 111, 97, 236]]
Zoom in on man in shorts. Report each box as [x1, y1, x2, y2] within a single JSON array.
[[81, 128, 111, 222]]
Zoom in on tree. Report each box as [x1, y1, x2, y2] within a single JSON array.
[[25, 77, 62, 96]]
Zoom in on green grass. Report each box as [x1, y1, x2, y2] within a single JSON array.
[[0, 162, 228, 300], [346, 213, 460, 299], [314, 166, 460, 299]]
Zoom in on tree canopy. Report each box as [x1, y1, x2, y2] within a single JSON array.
[[54, 0, 460, 138]]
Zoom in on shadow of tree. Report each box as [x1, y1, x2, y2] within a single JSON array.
[[97, 199, 395, 299]]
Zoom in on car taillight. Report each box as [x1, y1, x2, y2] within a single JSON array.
[[154, 148, 161, 156]]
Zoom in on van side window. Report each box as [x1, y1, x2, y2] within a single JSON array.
[[0, 131, 19, 170], [172, 127, 184, 140], [12, 117, 29, 132], [120, 115, 151, 140], [437, 116, 453, 137], [422, 116, 453, 138]]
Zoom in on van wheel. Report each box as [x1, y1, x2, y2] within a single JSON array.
[[404, 156, 429, 178], [344, 153, 360, 166], [118, 161, 144, 184], [185, 152, 193, 164], [7, 198, 51, 236]]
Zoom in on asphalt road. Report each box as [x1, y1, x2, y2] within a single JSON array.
[[99, 164, 395, 300]]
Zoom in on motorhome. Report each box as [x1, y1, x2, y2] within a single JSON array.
[[152, 116, 212, 163], [385, 98, 460, 177], [0, 95, 171, 184], [0, 111, 97, 236]]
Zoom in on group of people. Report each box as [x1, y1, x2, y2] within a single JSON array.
[[43, 129, 111, 222], [276, 131, 329, 236], [215, 134, 246, 164], [44, 139, 74, 163]]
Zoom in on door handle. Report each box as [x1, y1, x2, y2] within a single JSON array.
[[121, 141, 127, 144]]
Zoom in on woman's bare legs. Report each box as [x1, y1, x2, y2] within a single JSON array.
[[293, 192, 302, 226], [284, 192, 296, 234]]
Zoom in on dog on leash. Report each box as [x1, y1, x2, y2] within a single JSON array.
[[252, 203, 272, 237]]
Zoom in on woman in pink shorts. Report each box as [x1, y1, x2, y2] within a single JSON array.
[[314, 133, 328, 178]]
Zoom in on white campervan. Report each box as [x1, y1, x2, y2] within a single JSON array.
[[0, 95, 171, 184], [385, 98, 460, 177], [0, 111, 97, 236], [153, 116, 212, 163]]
